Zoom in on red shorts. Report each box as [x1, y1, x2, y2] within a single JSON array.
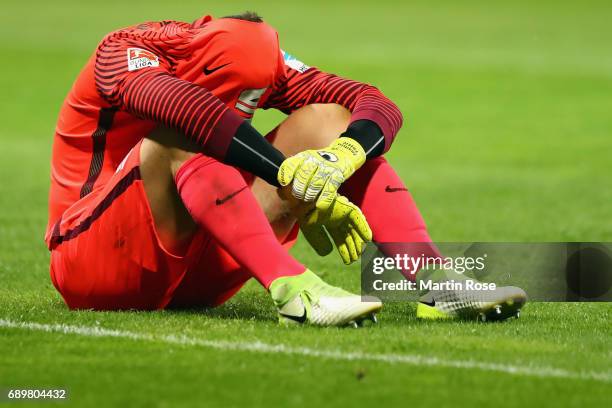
[[47, 139, 298, 310]]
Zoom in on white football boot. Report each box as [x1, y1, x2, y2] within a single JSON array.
[[269, 269, 382, 327]]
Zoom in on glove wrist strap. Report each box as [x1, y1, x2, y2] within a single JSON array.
[[329, 137, 366, 169]]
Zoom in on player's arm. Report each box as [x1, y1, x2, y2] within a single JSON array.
[[95, 42, 284, 187], [265, 52, 403, 209], [95, 40, 372, 263]]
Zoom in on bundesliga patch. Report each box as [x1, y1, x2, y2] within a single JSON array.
[[281, 50, 310, 73], [127, 48, 160, 71]]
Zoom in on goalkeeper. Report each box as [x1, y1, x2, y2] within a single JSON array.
[[47, 12, 391, 326], [47, 12, 524, 327]]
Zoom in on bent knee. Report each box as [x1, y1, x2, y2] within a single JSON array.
[[270, 104, 351, 155]]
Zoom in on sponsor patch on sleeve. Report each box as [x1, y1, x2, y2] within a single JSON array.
[[281, 50, 310, 74], [127, 48, 160, 72]]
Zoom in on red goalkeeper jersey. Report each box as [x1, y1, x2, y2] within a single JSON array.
[[47, 15, 402, 242]]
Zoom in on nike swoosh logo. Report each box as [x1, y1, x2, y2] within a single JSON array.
[[420, 299, 436, 307], [385, 185, 408, 193], [279, 308, 308, 323], [215, 186, 247, 206], [203, 62, 231, 75]]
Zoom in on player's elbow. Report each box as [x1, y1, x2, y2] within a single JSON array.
[[369, 87, 404, 144], [387, 96, 404, 134], [367, 85, 404, 140]]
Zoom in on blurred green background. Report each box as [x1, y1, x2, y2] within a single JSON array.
[[0, 1, 610, 407]]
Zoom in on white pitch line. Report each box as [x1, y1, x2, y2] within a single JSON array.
[[1, 319, 611, 384]]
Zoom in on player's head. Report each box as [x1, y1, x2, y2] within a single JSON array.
[[204, 12, 281, 89], [221, 11, 264, 23]]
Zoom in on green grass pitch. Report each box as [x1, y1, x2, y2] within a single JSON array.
[[1, 0, 611, 406]]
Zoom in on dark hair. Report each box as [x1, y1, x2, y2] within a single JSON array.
[[221, 11, 263, 23]]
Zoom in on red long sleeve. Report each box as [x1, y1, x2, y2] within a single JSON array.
[[94, 39, 242, 160], [264, 66, 403, 153], [118, 71, 242, 158]]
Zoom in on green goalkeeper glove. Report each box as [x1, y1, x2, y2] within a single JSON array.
[[278, 138, 366, 212], [284, 189, 372, 265]]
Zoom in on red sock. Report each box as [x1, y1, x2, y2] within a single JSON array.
[[340, 157, 442, 281], [175, 154, 305, 288]]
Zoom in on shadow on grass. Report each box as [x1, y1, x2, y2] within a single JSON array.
[[40, 288, 458, 327], [164, 292, 276, 323], [34, 288, 275, 324]]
